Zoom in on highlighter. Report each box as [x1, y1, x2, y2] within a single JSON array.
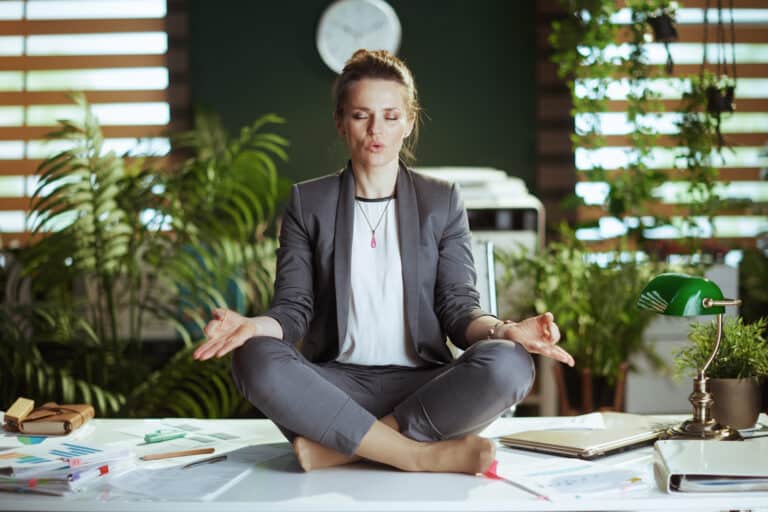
[[144, 430, 186, 444]]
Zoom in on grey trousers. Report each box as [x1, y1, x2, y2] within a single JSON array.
[[231, 337, 535, 456]]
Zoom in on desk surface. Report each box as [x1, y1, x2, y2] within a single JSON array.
[[2, 415, 768, 512]]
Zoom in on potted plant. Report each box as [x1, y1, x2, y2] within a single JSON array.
[[496, 227, 666, 415], [1, 94, 289, 418], [675, 316, 768, 429]]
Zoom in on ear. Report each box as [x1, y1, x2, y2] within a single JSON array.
[[334, 112, 345, 137]]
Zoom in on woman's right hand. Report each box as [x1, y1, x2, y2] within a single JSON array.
[[193, 308, 259, 361]]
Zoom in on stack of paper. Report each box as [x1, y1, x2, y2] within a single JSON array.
[[0, 442, 135, 496]]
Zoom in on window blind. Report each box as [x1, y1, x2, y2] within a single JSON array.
[[570, 0, 768, 262], [0, 0, 187, 247]]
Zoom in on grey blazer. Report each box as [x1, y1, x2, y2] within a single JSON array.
[[264, 162, 490, 365]]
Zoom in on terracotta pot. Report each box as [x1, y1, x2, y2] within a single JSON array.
[[709, 377, 763, 429], [553, 362, 629, 415]]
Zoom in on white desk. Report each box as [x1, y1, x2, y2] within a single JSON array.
[[2, 416, 768, 512]]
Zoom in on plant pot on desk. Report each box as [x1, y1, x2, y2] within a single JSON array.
[[709, 377, 763, 429], [554, 362, 629, 415]]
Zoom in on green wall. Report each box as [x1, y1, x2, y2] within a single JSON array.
[[189, 1, 536, 189]]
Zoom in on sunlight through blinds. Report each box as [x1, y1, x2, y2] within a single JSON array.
[[572, 0, 768, 263], [0, 0, 187, 247]]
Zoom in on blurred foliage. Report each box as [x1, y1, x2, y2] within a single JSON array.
[[550, 0, 726, 251], [1, 94, 289, 418], [496, 226, 671, 384], [738, 248, 768, 330]]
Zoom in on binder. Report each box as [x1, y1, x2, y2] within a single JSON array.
[[654, 438, 768, 492]]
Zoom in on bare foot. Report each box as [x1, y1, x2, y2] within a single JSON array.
[[413, 435, 495, 474], [293, 436, 361, 471]]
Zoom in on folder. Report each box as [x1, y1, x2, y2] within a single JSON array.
[[654, 438, 768, 492]]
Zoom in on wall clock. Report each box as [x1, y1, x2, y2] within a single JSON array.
[[316, 0, 402, 73]]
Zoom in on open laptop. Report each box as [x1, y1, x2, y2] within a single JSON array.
[[499, 412, 670, 459]]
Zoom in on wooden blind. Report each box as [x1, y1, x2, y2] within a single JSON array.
[[579, 0, 768, 259], [539, 0, 768, 260], [0, 0, 188, 248]]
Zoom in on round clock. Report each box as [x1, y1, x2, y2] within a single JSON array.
[[316, 0, 402, 74]]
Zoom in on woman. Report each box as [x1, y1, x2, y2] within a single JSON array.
[[194, 49, 574, 475]]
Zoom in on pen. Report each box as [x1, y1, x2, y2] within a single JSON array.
[[494, 473, 552, 502], [182, 454, 227, 469], [140, 447, 215, 461]]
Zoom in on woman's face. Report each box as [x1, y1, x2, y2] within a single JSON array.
[[336, 78, 414, 172]]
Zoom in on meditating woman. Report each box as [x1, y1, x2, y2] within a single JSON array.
[[193, 49, 574, 475]]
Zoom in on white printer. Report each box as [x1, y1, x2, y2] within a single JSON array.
[[415, 167, 544, 253]]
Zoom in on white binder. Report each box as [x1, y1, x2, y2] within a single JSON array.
[[654, 438, 768, 492]]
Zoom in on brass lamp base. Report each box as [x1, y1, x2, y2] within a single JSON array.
[[660, 419, 742, 441]]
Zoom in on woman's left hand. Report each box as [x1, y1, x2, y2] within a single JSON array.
[[501, 312, 574, 367]]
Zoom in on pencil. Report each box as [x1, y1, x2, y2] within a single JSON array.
[[140, 447, 215, 461]]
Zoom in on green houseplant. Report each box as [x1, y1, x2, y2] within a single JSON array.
[[496, 227, 666, 414], [1, 94, 288, 418], [675, 316, 768, 429]]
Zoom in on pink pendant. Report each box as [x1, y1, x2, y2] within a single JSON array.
[[370, 233, 376, 248]]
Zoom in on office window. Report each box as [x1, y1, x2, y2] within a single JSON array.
[[0, 0, 187, 247], [570, 2, 768, 262]]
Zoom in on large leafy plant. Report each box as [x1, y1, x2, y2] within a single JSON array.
[[496, 227, 665, 383], [1, 94, 288, 417]]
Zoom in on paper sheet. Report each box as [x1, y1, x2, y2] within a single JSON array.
[[494, 449, 648, 500], [0, 440, 134, 476], [0, 422, 96, 451], [109, 460, 252, 501], [114, 419, 267, 468]]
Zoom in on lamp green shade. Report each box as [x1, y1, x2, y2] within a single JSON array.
[[637, 273, 725, 316]]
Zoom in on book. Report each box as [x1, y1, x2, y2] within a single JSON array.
[[18, 403, 94, 435], [654, 438, 768, 492]]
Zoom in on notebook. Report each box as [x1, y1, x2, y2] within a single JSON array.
[[499, 412, 670, 459]]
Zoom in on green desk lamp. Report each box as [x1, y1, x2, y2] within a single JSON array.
[[637, 272, 742, 440]]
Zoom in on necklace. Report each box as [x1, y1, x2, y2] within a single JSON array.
[[356, 198, 393, 249]]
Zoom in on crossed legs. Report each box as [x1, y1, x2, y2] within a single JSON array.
[[232, 338, 534, 474]]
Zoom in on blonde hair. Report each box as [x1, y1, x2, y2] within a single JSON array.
[[332, 49, 421, 162]]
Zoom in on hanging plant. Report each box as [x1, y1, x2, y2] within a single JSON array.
[[549, 0, 735, 256], [700, 0, 739, 149]]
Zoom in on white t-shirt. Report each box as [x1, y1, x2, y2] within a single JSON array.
[[336, 197, 422, 367]]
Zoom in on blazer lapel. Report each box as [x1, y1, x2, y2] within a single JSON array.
[[334, 163, 355, 344], [396, 163, 420, 345]]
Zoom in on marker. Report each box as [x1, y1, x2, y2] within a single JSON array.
[[144, 431, 186, 444]]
